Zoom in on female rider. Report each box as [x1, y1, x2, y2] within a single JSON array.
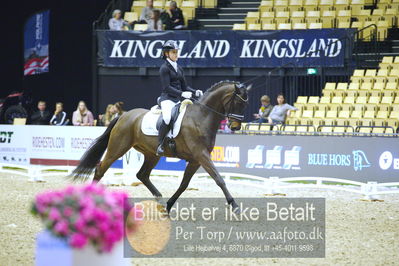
[[157, 40, 203, 155]]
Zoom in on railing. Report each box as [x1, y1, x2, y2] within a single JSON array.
[[192, 173, 399, 200], [239, 122, 399, 137], [2, 163, 398, 199], [355, 125, 396, 134], [318, 124, 355, 133], [352, 23, 379, 69], [0, 162, 136, 185]]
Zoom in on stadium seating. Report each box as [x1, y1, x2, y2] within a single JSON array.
[[130, 0, 217, 27], [124, 12, 139, 23], [285, 56, 399, 133], [233, 24, 247, 30], [133, 24, 149, 31], [234, 0, 398, 39], [239, 57, 398, 135], [129, 0, 397, 34]]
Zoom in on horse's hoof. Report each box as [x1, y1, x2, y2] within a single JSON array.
[[156, 203, 166, 212], [155, 196, 165, 205], [155, 196, 162, 202]]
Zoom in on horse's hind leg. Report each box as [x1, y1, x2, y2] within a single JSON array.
[[136, 154, 162, 198], [93, 148, 131, 182], [167, 162, 200, 213]]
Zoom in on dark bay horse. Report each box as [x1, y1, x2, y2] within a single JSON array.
[[71, 81, 249, 213]]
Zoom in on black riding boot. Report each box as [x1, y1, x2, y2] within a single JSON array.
[[156, 121, 169, 156]]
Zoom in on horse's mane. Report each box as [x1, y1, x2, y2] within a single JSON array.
[[202, 80, 237, 97]]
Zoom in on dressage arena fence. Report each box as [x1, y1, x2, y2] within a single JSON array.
[[1, 162, 399, 201], [1, 125, 398, 200]]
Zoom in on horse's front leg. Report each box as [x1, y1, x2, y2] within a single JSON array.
[[167, 162, 200, 213], [198, 152, 239, 211]]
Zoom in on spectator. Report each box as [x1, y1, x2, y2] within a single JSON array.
[[219, 117, 232, 134], [98, 104, 114, 126], [267, 94, 297, 124], [108, 9, 130, 30], [140, 0, 154, 23], [72, 101, 94, 126], [50, 102, 67, 125], [31, 101, 51, 125], [111, 101, 125, 118], [147, 9, 163, 31], [165, 1, 184, 30], [252, 95, 273, 123]]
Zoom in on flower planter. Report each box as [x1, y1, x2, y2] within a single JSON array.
[[32, 184, 138, 265], [35, 230, 130, 266]]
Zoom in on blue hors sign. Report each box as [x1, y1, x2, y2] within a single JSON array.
[[194, 135, 399, 183]]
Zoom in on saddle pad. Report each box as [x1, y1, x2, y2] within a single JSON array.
[[141, 105, 188, 138]]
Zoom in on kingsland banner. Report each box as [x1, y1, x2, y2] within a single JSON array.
[[97, 29, 354, 68]]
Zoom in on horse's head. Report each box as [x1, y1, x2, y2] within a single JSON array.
[[224, 83, 250, 131]]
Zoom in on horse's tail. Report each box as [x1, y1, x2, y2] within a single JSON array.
[[69, 117, 120, 182]]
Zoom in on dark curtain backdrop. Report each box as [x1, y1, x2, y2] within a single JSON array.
[[1, 0, 108, 119], [98, 75, 285, 122]]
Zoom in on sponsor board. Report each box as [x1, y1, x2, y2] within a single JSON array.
[[198, 135, 399, 183], [98, 29, 354, 68], [0, 126, 30, 165], [246, 145, 301, 170], [24, 10, 50, 75], [379, 151, 399, 171], [211, 146, 240, 168], [0, 126, 124, 168], [29, 126, 108, 166], [2, 126, 398, 182], [155, 157, 187, 171]]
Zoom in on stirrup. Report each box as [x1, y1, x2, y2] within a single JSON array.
[[156, 143, 165, 156], [156, 137, 166, 156]]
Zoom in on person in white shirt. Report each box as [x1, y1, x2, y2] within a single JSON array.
[[108, 9, 130, 30], [268, 94, 298, 124]]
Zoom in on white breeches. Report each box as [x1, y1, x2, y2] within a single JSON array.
[[160, 100, 177, 125]]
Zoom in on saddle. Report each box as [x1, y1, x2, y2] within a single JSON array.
[[141, 99, 193, 155]]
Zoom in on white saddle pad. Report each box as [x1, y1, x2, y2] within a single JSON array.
[[141, 100, 191, 138]]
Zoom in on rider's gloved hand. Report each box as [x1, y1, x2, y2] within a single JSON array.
[[181, 91, 192, 99], [195, 90, 203, 97]]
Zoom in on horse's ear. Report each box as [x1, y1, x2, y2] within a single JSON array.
[[246, 84, 253, 92], [235, 82, 247, 92]]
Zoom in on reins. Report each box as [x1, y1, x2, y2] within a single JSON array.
[[191, 87, 248, 121], [192, 98, 226, 117]]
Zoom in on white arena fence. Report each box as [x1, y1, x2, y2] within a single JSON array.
[[1, 125, 398, 199]]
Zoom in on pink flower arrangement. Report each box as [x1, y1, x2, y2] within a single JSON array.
[[31, 183, 139, 253]]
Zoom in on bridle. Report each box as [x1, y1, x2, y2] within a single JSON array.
[[224, 89, 248, 121], [193, 85, 248, 122]]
